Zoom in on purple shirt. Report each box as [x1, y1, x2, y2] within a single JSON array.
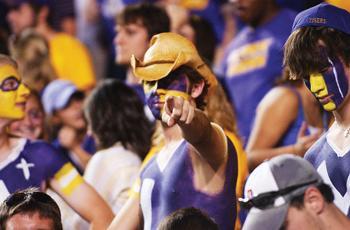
[[0, 139, 69, 201], [140, 137, 238, 229]]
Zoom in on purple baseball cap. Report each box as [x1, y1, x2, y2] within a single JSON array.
[[292, 3, 350, 35]]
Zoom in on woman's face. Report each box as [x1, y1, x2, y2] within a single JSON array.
[[55, 99, 86, 130], [9, 94, 45, 140], [0, 64, 30, 119]]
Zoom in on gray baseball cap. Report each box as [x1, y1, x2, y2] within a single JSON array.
[[240, 154, 323, 230]]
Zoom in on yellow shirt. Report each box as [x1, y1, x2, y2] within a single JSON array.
[[49, 33, 96, 90], [327, 0, 350, 11]]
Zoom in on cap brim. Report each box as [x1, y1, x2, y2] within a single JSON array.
[[242, 203, 289, 230]]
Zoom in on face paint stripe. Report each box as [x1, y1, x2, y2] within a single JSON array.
[[328, 58, 345, 99]]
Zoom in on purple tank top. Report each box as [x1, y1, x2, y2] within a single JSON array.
[[140, 137, 238, 229]]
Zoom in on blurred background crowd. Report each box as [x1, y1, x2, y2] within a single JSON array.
[[0, 0, 350, 229]]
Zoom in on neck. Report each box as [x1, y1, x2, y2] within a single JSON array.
[[35, 23, 56, 40], [333, 96, 350, 127], [126, 68, 140, 85], [161, 123, 182, 143], [320, 204, 350, 230], [0, 122, 11, 156], [251, 4, 280, 28]]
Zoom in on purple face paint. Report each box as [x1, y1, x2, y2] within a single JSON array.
[[143, 72, 189, 120], [304, 55, 348, 110]]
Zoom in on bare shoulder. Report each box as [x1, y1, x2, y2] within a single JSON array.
[[259, 86, 299, 110]]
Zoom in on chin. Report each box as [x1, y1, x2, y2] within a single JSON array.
[[323, 103, 336, 111], [2, 113, 24, 120]]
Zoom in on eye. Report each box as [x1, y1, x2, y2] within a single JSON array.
[[28, 109, 43, 120], [1, 76, 20, 91], [143, 80, 157, 93]]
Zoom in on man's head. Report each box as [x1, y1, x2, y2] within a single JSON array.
[[0, 188, 62, 230], [0, 54, 30, 120], [158, 207, 219, 230], [131, 32, 217, 120], [284, 3, 350, 112], [240, 154, 334, 230], [114, 3, 170, 65], [232, 0, 279, 27], [6, 0, 50, 35]]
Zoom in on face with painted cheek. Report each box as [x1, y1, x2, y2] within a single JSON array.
[[143, 72, 191, 120], [0, 64, 30, 119], [304, 56, 348, 112]]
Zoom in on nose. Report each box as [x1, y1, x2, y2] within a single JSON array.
[[309, 74, 326, 94], [18, 83, 30, 99], [114, 31, 124, 46]]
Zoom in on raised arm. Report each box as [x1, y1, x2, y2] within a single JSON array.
[[162, 95, 227, 170]]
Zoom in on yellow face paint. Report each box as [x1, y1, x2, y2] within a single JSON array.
[[0, 64, 30, 119], [309, 73, 336, 111]]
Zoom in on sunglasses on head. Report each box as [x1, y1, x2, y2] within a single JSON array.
[[0, 76, 20, 92], [239, 179, 318, 210], [5, 189, 53, 208]]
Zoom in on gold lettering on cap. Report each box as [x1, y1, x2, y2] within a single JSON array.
[[308, 18, 327, 24]]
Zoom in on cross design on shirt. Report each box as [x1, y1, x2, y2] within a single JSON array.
[[16, 158, 34, 180]]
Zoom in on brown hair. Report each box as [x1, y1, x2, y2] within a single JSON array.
[[284, 27, 350, 80], [117, 3, 170, 40]]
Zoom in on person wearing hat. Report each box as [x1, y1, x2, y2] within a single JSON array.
[[41, 79, 95, 175], [240, 154, 350, 230], [284, 3, 350, 216], [108, 32, 238, 229], [0, 54, 114, 229]]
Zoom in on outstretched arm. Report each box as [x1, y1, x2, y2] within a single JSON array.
[[162, 95, 227, 170]]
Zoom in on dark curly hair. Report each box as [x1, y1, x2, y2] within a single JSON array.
[[84, 79, 153, 159]]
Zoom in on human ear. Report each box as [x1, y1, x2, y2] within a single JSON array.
[[304, 187, 325, 215], [190, 80, 205, 98]]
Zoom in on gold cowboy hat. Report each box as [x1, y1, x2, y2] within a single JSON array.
[[130, 32, 217, 93]]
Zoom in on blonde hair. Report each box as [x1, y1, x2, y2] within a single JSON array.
[[0, 54, 18, 68], [10, 29, 56, 92]]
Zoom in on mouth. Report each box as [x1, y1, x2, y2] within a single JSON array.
[[152, 101, 164, 108], [15, 102, 26, 109], [317, 94, 333, 104]]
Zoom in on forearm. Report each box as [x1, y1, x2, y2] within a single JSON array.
[[71, 145, 92, 169], [179, 109, 212, 145], [179, 109, 227, 169], [108, 196, 141, 230], [247, 145, 295, 171]]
